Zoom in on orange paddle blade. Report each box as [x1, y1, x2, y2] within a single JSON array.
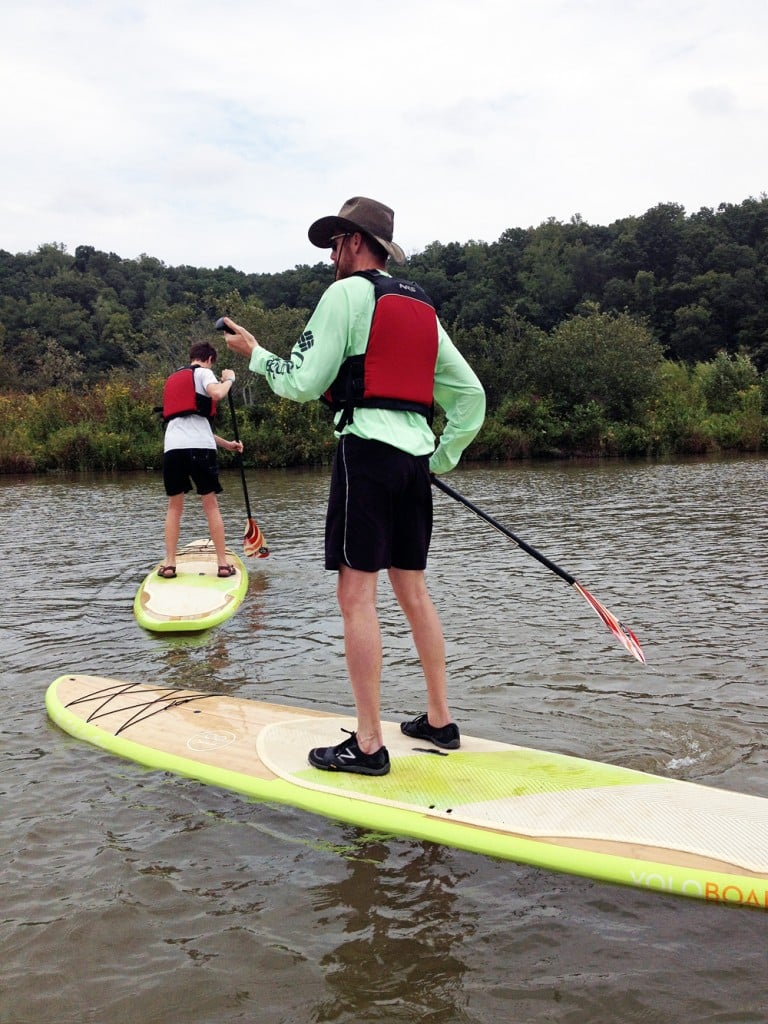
[[243, 518, 269, 558]]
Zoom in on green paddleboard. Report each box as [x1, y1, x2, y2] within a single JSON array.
[[46, 674, 768, 910], [133, 539, 248, 632]]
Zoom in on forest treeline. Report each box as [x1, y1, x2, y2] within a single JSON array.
[[1, 195, 767, 472]]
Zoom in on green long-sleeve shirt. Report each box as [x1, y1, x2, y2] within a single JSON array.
[[248, 272, 485, 474]]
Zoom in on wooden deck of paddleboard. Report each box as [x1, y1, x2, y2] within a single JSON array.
[[46, 674, 768, 909], [133, 539, 248, 632]]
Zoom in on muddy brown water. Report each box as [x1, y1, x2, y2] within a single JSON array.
[[2, 456, 766, 1023]]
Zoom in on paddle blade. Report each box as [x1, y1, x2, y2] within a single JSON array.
[[243, 518, 270, 558], [574, 582, 646, 664]]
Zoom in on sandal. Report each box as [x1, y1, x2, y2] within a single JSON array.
[[157, 565, 177, 579], [217, 564, 236, 578]]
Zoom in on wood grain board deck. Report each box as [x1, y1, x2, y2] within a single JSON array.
[[46, 674, 768, 909], [133, 539, 248, 632]]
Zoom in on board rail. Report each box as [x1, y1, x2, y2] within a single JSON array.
[[45, 674, 768, 910]]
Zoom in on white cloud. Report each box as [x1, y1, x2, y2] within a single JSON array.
[[1, 0, 766, 273]]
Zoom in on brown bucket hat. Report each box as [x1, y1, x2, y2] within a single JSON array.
[[308, 196, 406, 264]]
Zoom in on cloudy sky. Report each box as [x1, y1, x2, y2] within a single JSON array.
[[2, 0, 766, 275]]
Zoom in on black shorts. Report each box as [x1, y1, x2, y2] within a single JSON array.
[[163, 448, 223, 497], [325, 435, 433, 572]]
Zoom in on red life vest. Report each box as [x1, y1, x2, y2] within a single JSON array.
[[321, 270, 438, 429], [162, 365, 217, 424]]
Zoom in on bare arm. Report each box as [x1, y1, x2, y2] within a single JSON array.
[[213, 434, 243, 453], [207, 367, 237, 402]]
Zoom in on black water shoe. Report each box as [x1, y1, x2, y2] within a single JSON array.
[[308, 730, 390, 776], [400, 713, 460, 750]]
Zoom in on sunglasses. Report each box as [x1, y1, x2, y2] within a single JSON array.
[[329, 232, 351, 254]]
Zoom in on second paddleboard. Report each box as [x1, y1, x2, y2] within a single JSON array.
[[133, 539, 248, 632]]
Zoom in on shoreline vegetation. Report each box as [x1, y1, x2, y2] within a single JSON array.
[[2, 197, 767, 472], [1, 343, 764, 474]]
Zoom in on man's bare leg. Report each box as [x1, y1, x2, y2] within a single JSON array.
[[337, 565, 385, 753], [388, 567, 452, 728]]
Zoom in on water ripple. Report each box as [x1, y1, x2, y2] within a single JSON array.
[[2, 457, 768, 1023]]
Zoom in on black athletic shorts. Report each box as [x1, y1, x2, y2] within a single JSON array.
[[163, 448, 223, 497], [324, 434, 433, 572]]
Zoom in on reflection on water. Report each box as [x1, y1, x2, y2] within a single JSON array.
[[1, 456, 767, 1023], [311, 839, 473, 1023]]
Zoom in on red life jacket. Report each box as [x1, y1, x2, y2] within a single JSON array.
[[162, 365, 217, 424], [321, 270, 438, 430]]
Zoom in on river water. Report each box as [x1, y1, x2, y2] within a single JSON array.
[[1, 456, 767, 1023]]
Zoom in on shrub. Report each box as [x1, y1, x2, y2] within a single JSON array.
[[695, 351, 760, 414], [46, 425, 101, 470], [471, 419, 532, 460], [602, 422, 652, 457], [560, 400, 609, 455]]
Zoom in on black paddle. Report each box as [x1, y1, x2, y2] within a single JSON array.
[[226, 389, 269, 558], [431, 474, 646, 663]]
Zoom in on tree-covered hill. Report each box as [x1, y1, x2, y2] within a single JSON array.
[[2, 195, 768, 389], [1, 195, 766, 471]]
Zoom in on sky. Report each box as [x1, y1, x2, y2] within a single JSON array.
[[2, 0, 767, 275]]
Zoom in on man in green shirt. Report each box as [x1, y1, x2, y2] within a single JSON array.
[[223, 196, 485, 776]]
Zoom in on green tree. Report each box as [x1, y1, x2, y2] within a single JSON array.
[[647, 361, 709, 453], [528, 305, 664, 421], [670, 303, 713, 361], [516, 219, 579, 329], [695, 350, 760, 413], [35, 338, 86, 390]]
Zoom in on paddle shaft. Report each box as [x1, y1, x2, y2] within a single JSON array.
[[227, 389, 253, 521], [431, 475, 576, 586], [432, 475, 646, 663]]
